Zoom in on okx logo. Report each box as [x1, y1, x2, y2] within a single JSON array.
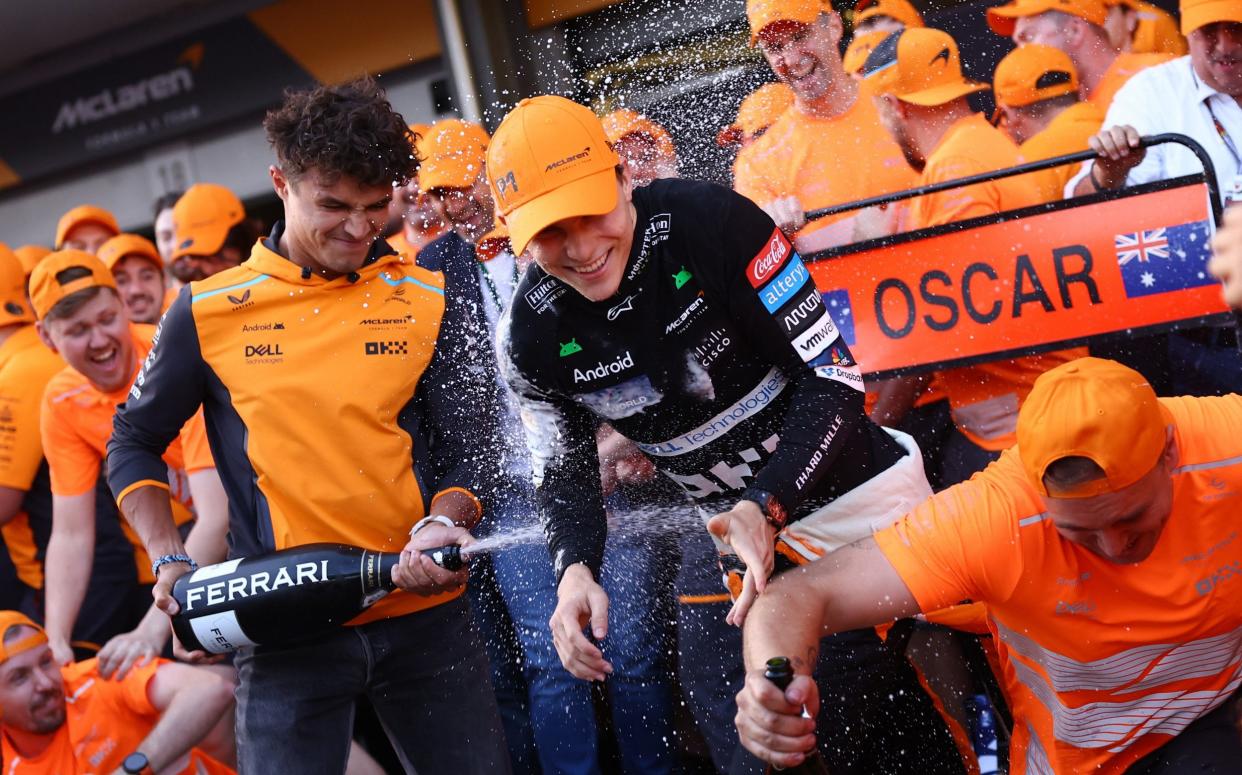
[[365, 341, 408, 356], [559, 339, 583, 357]]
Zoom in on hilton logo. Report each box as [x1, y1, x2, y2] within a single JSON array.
[[365, 341, 408, 356]]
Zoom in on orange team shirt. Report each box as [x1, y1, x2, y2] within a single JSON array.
[[1020, 101, 1105, 202], [875, 395, 1242, 774], [1132, 1, 1187, 56], [40, 324, 211, 584], [733, 96, 919, 250], [0, 657, 233, 775], [1089, 52, 1176, 110], [0, 326, 64, 589], [913, 113, 1084, 451]]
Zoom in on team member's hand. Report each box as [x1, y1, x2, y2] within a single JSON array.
[[393, 522, 472, 595], [549, 563, 613, 681], [171, 630, 226, 666], [1209, 205, 1242, 309], [1087, 125, 1145, 190], [762, 196, 807, 235], [48, 637, 74, 667], [598, 428, 655, 496], [735, 666, 820, 768], [97, 622, 165, 680], [152, 560, 194, 617], [707, 500, 776, 627]]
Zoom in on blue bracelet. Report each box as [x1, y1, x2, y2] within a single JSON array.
[[152, 554, 198, 579]]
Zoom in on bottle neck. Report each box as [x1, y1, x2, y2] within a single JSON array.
[[364, 551, 402, 596]]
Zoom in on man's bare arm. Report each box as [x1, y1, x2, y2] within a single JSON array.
[[118, 485, 189, 615], [130, 661, 235, 772], [44, 492, 97, 664]]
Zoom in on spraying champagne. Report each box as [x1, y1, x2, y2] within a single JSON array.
[[171, 542, 467, 653]]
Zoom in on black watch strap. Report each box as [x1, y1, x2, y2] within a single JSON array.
[[744, 489, 787, 530]]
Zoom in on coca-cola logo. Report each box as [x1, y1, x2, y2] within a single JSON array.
[[747, 230, 791, 288]]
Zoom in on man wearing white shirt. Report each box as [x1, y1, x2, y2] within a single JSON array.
[[1068, 0, 1242, 396]]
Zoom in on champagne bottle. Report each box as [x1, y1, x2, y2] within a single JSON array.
[[764, 656, 831, 775], [171, 543, 399, 654]]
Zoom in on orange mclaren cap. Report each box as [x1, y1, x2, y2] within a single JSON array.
[[477, 220, 512, 261], [1017, 357, 1173, 499], [98, 233, 163, 272], [417, 119, 491, 192], [172, 183, 245, 261], [860, 28, 988, 105], [29, 250, 117, 321], [993, 44, 1080, 107], [0, 611, 46, 665], [855, 0, 925, 28], [844, 29, 891, 74], [14, 245, 51, 279], [987, 0, 1109, 36], [601, 108, 677, 159], [54, 205, 119, 249], [1181, 0, 1242, 34], [747, 0, 831, 44], [486, 95, 621, 256], [0, 245, 33, 327], [730, 83, 795, 142]]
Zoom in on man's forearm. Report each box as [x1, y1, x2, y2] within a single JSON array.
[[183, 471, 230, 567], [742, 570, 826, 675], [138, 675, 233, 771], [44, 530, 93, 646], [119, 485, 189, 560]]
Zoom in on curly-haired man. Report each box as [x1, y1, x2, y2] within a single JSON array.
[[105, 78, 511, 773]]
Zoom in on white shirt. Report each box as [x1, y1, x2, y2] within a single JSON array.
[[1065, 56, 1242, 206], [476, 250, 519, 331]]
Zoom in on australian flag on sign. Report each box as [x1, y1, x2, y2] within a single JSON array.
[[1115, 219, 1214, 298]]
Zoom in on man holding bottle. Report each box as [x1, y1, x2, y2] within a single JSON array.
[[106, 79, 509, 773]]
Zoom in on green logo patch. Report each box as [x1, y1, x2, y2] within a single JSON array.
[[559, 339, 583, 357], [673, 267, 692, 289]]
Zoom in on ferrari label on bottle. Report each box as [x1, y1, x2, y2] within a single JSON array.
[[183, 559, 330, 612]]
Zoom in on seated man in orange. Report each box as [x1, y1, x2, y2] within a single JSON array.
[[0, 611, 234, 774], [736, 358, 1242, 773]]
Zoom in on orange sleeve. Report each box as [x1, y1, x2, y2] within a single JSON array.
[[914, 156, 1002, 228], [40, 388, 101, 497], [118, 656, 164, 716], [874, 450, 1028, 613], [0, 363, 51, 490], [178, 408, 215, 473], [732, 141, 776, 207]]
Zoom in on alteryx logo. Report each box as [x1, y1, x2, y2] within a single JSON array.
[[51, 43, 203, 134], [758, 257, 809, 313]]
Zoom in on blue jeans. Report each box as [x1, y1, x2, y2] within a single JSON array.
[[472, 485, 600, 775], [234, 595, 509, 774]]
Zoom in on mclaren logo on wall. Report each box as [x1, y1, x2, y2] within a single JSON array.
[[51, 44, 202, 135]]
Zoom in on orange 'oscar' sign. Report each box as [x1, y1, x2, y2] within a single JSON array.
[[806, 182, 1229, 377]]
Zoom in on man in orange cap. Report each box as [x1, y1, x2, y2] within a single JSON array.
[[601, 108, 680, 187], [169, 183, 258, 284], [490, 94, 965, 773], [97, 234, 169, 325], [994, 44, 1105, 201], [0, 611, 236, 774], [1103, 0, 1188, 54], [718, 82, 795, 150], [737, 357, 1242, 773], [387, 123, 448, 260], [13, 246, 50, 283], [53, 206, 118, 255], [418, 119, 495, 245], [853, 0, 923, 35], [30, 251, 228, 675], [988, 0, 1173, 109], [862, 27, 1083, 481]]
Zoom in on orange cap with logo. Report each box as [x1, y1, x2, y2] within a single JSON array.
[[601, 109, 677, 159], [29, 250, 118, 321], [843, 29, 891, 74], [747, 0, 831, 44], [486, 95, 621, 257], [855, 0, 925, 28], [719, 83, 796, 146], [987, 0, 1109, 36], [14, 245, 51, 279], [1017, 357, 1173, 498], [993, 44, 1080, 107], [0, 244, 34, 327], [98, 233, 164, 272], [1181, 0, 1242, 34], [417, 119, 491, 192], [0, 612, 46, 664], [54, 205, 120, 250], [172, 183, 245, 261], [860, 28, 988, 105]]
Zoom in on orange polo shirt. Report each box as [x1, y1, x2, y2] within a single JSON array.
[[0, 326, 64, 589], [1088, 52, 1176, 110], [913, 113, 1084, 450], [1, 657, 233, 775], [876, 394, 1242, 774], [41, 324, 209, 584], [734, 95, 919, 249], [1019, 101, 1105, 202]]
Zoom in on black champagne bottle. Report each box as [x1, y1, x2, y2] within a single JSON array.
[[764, 656, 831, 775], [171, 543, 399, 653]]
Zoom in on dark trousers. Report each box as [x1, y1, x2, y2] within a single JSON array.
[[234, 595, 510, 775], [1128, 689, 1242, 774]]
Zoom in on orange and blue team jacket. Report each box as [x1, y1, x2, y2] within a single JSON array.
[[107, 224, 503, 623]]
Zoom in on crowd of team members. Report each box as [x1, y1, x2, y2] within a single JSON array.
[[0, 0, 1239, 772]]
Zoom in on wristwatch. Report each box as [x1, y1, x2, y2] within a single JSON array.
[[122, 752, 153, 774], [744, 488, 787, 530]]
